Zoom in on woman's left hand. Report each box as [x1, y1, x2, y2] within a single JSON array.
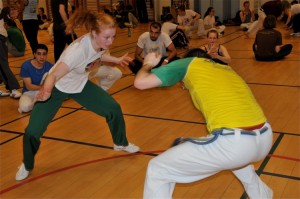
[[118, 53, 133, 67]]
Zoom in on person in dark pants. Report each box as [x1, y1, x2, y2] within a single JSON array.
[[18, 0, 39, 54], [136, 0, 148, 23], [253, 15, 293, 61], [51, 0, 77, 62], [0, 4, 21, 98], [15, 10, 140, 181]]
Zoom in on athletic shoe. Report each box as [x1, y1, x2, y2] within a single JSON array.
[[0, 89, 10, 97], [10, 89, 22, 99], [113, 143, 140, 153], [15, 163, 30, 181]]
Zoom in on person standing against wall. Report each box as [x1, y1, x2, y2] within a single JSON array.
[[51, 0, 77, 62], [0, 3, 22, 98]]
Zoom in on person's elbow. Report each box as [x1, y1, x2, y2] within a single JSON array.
[[134, 79, 148, 90]]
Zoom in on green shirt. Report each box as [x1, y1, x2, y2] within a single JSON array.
[[152, 57, 266, 132]]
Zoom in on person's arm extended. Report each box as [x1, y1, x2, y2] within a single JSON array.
[[101, 52, 132, 67], [285, 9, 292, 27], [134, 53, 162, 90], [162, 43, 177, 65], [35, 62, 69, 101]]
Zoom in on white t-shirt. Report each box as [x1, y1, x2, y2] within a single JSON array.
[[52, 33, 105, 93], [203, 15, 216, 26], [177, 10, 197, 26], [137, 32, 172, 58], [162, 22, 178, 35], [22, 0, 38, 20], [0, 0, 7, 37]]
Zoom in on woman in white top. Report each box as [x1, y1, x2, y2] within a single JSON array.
[[15, 10, 140, 181], [197, 7, 226, 37]]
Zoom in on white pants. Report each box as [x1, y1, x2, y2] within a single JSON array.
[[240, 22, 253, 30], [197, 19, 226, 37], [184, 19, 201, 37], [18, 91, 38, 113], [247, 9, 266, 37], [144, 123, 273, 199], [89, 65, 122, 91]]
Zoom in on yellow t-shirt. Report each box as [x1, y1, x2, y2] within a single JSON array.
[[183, 58, 266, 132]]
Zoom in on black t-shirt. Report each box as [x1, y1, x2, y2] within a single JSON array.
[[37, 14, 48, 25], [51, 0, 68, 29], [255, 29, 282, 58]]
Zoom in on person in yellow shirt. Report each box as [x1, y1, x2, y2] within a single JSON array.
[[134, 48, 273, 199]]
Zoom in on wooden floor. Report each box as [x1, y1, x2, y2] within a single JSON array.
[[0, 22, 299, 198]]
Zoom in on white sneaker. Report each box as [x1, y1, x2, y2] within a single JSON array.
[[113, 143, 140, 153], [0, 89, 10, 97], [15, 163, 30, 181], [10, 89, 22, 99]]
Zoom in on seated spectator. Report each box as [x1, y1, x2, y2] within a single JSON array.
[[200, 29, 231, 65], [177, 5, 201, 38], [246, 0, 283, 38], [162, 13, 189, 48], [128, 22, 179, 74], [5, 19, 25, 57], [240, 1, 255, 31], [197, 7, 226, 37], [253, 15, 292, 61], [37, 7, 49, 30], [18, 44, 53, 113]]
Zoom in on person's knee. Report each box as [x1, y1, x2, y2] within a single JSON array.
[[19, 95, 34, 113], [147, 157, 161, 175], [19, 104, 33, 113], [110, 68, 122, 80]]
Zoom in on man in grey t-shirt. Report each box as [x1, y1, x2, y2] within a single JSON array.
[[128, 22, 179, 74]]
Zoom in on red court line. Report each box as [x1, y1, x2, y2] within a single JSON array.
[[0, 150, 164, 195], [267, 154, 300, 162], [1, 151, 299, 195]]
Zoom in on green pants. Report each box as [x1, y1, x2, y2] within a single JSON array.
[[23, 81, 129, 170]]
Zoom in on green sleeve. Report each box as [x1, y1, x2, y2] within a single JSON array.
[[151, 57, 194, 87]]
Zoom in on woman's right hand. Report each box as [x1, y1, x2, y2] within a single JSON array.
[[34, 86, 52, 103]]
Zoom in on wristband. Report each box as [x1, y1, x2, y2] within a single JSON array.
[[164, 59, 169, 63]]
